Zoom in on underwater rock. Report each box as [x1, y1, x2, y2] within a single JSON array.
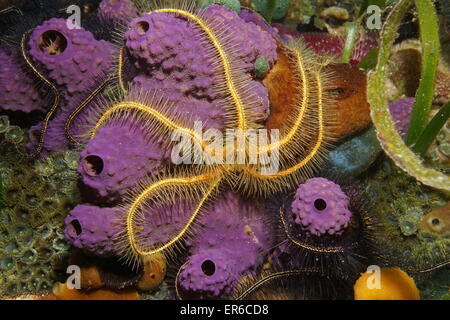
[[324, 126, 382, 177], [291, 178, 352, 236], [98, 0, 137, 25]]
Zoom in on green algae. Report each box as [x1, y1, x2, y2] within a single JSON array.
[[367, 0, 450, 191]]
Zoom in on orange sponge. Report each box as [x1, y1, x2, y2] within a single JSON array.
[[354, 267, 420, 300], [53, 282, 139, 300]]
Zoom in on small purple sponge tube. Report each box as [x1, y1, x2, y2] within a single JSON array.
[[64, 204, 122, 257], [177, 249, 238, 299], [28, 18, 114, 96], [78, 121, 168, 203], [291, 178, 352, 236]]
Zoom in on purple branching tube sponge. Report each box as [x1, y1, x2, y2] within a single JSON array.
[[0, 48, 46, 113], [123, 5, 277, 129], [64, 204, 123, 258], [78, 120, 168, 203], [28, 18, 114, 96], [98, 0, 138, 25], [179, 192, 272, 298]]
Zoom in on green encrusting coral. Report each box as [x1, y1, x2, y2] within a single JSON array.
[[250, 0, 290, 21], [0, 117, 80, 296], [254, 56, 269, 79], [364, 157, 449, 275], [198, 0, 241, 12]]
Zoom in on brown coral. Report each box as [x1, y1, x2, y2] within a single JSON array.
[[324, 63, 371, 139], [264, 45, 371, 140]]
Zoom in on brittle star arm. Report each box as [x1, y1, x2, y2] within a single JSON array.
[[151, 8, 248, 131], [125, 171, 223, 259], [20, 30, 61, 157], [246, 70, 324, 178], [91, 101, 207, 150], [260, 46, 310, 154], [65, 77, 111, 144], [65, 43, 128, 144], [234, 268, 321, 300]]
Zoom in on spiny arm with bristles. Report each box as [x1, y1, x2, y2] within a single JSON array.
[[150, 8, 249, 131], [65, 76, 112, 145], [20, 30, 61, 158], [233, 268, 321, 300], [247, 68, 329, 180], [122, 171, 223, 262], [91, 100, 208, 151]]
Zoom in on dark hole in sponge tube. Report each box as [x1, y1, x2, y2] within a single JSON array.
[[38, 30, 68, 55], [201, 260, 215, 276], [136, 20, 150, 35], [83, 155, 104, 176], [70, 219, 82, 236], [314, 198, 327, 211]]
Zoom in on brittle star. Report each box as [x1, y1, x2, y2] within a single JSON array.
[[82, 2, 337, 268]]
